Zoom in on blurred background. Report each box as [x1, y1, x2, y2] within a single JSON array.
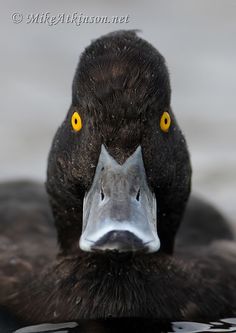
[[0, 1, 235, 222]]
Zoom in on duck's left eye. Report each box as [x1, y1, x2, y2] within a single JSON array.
[[71, 112, 82, 132], [160, 111, 171, 132]]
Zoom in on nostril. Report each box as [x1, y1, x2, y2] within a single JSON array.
[[136, 189, 141, 202], [100, 188, 105, 201]]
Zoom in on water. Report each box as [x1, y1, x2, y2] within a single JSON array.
[[8, 318, 236, 333]]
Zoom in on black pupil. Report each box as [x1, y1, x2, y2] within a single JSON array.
[[74, 118, 78, 124], [164, 118, 168, 124]]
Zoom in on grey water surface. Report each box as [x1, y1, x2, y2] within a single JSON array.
[[11, 318, 236, 333]]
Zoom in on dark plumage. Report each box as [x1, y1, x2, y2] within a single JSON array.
[[0, 30, 236, 326]]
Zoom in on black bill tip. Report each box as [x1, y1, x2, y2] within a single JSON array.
[[91, 230, 148, 252]]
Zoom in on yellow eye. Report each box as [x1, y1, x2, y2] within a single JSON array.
[[160, 111, 171, 132], [71, 112, 82, 132]]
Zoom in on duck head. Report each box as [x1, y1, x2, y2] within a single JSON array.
[[46, 30, 191, 256]]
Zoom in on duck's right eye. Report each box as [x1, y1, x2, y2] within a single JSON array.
[[71, 112, 82, 132]]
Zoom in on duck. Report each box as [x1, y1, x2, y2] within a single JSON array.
[[0, 30, 236, 326]]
